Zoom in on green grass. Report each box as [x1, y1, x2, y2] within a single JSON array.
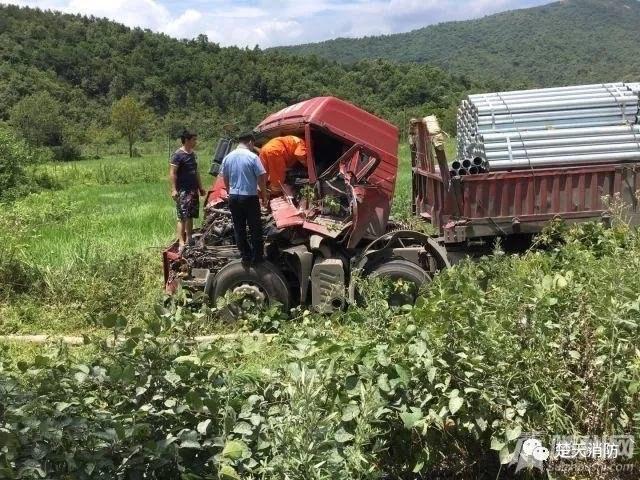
[[14, 146, 419, 267], [10, 153, 210, 267], [22, 183, 174, 266], [40, 154, 169, 187], [0, 154, 182, 335]]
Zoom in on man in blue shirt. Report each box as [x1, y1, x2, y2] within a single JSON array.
[[220, 132, 268, 264]]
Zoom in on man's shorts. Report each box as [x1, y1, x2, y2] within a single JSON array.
[[176, 190, 199, 220]]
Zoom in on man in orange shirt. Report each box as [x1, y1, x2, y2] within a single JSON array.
[[259, 135, 307, 196]]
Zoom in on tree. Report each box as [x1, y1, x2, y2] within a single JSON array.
[[86, 122, 118, 158], [0, 127, 28, 200], [0, 126, 51, 201], [9, 92, 64, 147], [111, 96, 149, 158]]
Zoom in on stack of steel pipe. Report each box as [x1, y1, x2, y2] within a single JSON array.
[[455, 82, 640, 172], [449, 157, 488, 177]]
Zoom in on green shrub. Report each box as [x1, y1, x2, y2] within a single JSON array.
[[1, 221, 638, 479], [50, 141, 82, 162], [0, 250, 160, 334], [0, 128, 30, 201], [0, 246, 38, 297], [9, 92, 84, 162], [9, 92, 64, 148], [0, 127, 53, 202]]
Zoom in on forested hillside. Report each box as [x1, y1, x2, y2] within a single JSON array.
[[0, 4, 479, 155], [276, 0, 640, 87]]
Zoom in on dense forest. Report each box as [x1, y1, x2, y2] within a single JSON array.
[[275, 0, 640, 87], [0, 5, 487, 160]]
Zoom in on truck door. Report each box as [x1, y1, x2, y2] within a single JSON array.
[[338, 145, 389, 248]]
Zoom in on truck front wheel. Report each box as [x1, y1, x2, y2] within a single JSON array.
[[211, 260, 290, 318], [369, 259, 430, 307]]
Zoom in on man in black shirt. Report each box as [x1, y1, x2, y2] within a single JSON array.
[[169, 130, 206, 251]]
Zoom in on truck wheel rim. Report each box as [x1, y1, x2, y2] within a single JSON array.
[[386, 279, 418, 307], [228, 283, 267, 314]]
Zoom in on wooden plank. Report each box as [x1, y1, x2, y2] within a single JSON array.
[[0, 333, 278, 346]]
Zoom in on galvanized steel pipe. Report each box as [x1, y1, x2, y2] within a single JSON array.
[[488, 151, 640, 169], [456, 82, 640, 173]]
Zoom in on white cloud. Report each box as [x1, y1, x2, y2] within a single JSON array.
[[65, 0, 172, 30], [8, 0, 172, 31], [2, 0, 551, 47], [165, 8, 202, 38]]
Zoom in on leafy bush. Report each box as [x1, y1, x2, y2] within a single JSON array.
[[0, 249, 160, 333], [1, 220, 639, 479], [0, 245, 38, 298], [50, 141, 82, 162], [9, 92, 64, 148], [0, 128, 29, 201], [9, 92, 83, 162], [0, 127, 52, 202]]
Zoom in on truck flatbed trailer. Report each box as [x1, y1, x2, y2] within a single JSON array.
[[411, 119, 640, 246]]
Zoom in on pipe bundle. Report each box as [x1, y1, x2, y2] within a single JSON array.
[[455, 82, 640, 173]]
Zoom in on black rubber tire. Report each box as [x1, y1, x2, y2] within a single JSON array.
[[369, 259, 430, 306], [212, 260, 290, 312]]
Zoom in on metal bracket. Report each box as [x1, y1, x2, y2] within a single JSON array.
[[283, 245, 314, 304]]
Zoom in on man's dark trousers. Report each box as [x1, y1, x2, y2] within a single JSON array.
[[228, 194, 263, 263]]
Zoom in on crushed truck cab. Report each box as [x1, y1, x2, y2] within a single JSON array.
[[211, 96, 398, 244], [163, 96, 447, 314]]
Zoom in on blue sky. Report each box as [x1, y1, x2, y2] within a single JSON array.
[[7, 0, 551, 47]]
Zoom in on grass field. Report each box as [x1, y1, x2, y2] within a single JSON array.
[[0, 142, 429, 337], [31, 160, 178, 260], [0, 154, 176, 335]]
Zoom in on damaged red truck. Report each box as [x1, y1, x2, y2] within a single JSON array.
[[163, 96, 640, 313]]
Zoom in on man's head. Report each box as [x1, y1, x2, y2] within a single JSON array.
[[237, 131, 256, 149], [180, 130, 198, 150]]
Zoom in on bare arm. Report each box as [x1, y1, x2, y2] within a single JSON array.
[[196, 170, 206, 196], [169, 164, 178, 199], [258, 173, 268, 206]]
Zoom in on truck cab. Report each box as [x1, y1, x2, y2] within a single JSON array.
[[163, 97, 448, 314]]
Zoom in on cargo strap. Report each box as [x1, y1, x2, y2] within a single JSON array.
[[603, 83, 633, 125], [482, 94, 497, 129]]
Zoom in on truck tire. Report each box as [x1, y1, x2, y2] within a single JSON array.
[[369, 259, 430, 307], [212, 260, 290, 317]]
